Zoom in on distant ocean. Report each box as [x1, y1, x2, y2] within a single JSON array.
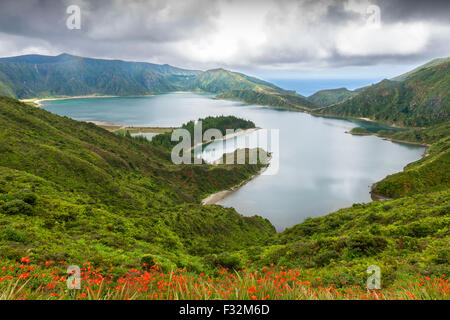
[[266, 78, 382, 96]]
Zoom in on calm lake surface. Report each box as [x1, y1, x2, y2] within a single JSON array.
[[43, 93, 425, 231]]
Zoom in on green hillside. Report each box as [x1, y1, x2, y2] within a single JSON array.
[[372, 136, 450, 198], [190, 69, 317, 110], [0, 95, 274, 272], [186, 68, 282, 93], [248, 188, 449, 286], [0, 54, 199, 98], [0, 90, 448, 291], [307, 87, 357, 107], [0, 54, 318, 111], [318, 59, 450, 127], [0, 55, 449, 291], [392, 57, 450, 81]]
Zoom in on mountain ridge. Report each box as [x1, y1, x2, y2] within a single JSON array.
[[0, 53, 317, 111], [317, 58, 450, 127]]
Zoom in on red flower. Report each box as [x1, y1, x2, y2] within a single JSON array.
[[20, 256, 30, 264]]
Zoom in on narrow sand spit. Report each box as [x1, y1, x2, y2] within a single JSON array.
[[22, 95, 122, 107], [201, 161, 270, 205]]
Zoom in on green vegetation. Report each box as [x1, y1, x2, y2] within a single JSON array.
[[189, 68, 316, 110], [391, 57, 450, 81], [0, 56, 449, 296], [0, 54, 201, 98], [186, 68, 282, 93], [0, 54, 318, 111], [248, 189, 449, 287], [308, 88, 357, 107], [347, 127, 372, 135], [319, 58, 449, 127], [217, 89, 316, 111], [382, 122, 450, 145], [151, 115, 255, 149], [372, 137, 449, 198], [0, 95, 273, 274], [0, 93, 448, 289]]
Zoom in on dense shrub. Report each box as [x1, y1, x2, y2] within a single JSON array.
[[1, 199, 34, 216]]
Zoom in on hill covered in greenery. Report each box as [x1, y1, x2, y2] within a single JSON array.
[[0, 54, 201, 98], [307, 87, 357, 107], [391, 57, 450, 82], [372, 136, 449, 198], [189, 68, 316, 110], [0, 53, 448, 293], [318, 58, 449, 127], [152, 115, 256, 150], [0, 53, 317, 111], [0, 95, 274, 273]]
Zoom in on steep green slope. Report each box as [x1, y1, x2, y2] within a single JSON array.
[[151, 115, 256, 149], [0, 54, 200, 98], [319, 60, 449, 127], [246, 189, 449, 285], [187, 68, 282, 93], [307, 87, 357, 107], [392, 57, 450, 81], [0, 95, 274, 272], [217, 89, 316, 111], [189, 69, 317, 110], [0, 54, 317, 111], [372, 137, 450, 198], [386, 122, 450, 145]]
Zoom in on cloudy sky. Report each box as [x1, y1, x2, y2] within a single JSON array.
[[0, 0, 449, 81]]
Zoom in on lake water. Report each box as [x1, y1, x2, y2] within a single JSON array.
[[265, 78, 380, 96], [42, 93, 425, 231]]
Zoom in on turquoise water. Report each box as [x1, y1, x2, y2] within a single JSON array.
[[43, 93, 425, 231]]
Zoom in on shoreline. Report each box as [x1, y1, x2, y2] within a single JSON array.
[[22, 95, 120, 107], [23, 93, 427, 145], [201, 160, 270, 205], [84, 121, 174, 134], [21, 92, 208, 108], [21, 94, 160, 107], [190, 127, 261, 154], [345, 129, 430, 149], [26, 93, 429, 207]]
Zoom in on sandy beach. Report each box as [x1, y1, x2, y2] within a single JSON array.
[[201, 156, 270, 205], [20, 95, 120, 107]]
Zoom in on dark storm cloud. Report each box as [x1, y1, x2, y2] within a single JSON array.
[[375, 0, 450, 24], [322, 0, 361, 24], [0, 0, 219, 42], [0, 0, 448, 70]]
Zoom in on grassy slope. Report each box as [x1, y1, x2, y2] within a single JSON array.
[[0, 95, 274, 273], [0, 52, 448, 288], [372, 137, 450, 198], [318, 61, 450, 127], [391, 57, 450, 81], [189, 69, 317, 110], [0, 54, 199, 98], [0, 54, 318, 111], [307, 88, 357, 107], [254, 189, 449, 286]]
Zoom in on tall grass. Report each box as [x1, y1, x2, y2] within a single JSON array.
[[1, 259, 448, 300]]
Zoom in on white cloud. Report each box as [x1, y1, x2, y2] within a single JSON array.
[[336, 22, 430, 56], [0, 0, 448, 72]]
